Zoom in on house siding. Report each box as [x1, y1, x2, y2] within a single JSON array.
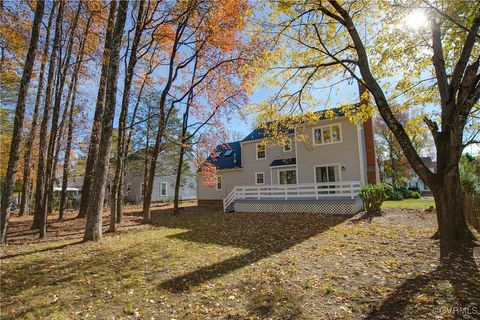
[[197, 169, 247, 200], [126, 174, 197, 203], [295, 118, 362, 183], [198, 117, 365, 201]]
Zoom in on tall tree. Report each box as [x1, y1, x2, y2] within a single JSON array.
[[0, 0, 45, 244], [77, 0, 117, 219], [141, 6, 192, 222], [142, 0, 252, 221], [33, 0, 63, 231], [39, 0, 82, 238], [59, 15, 91, 220], [84, 0, 129, 241], [18, 3, 56, 216], [250, 0, 480, 255], [110, 0, 148, 232]]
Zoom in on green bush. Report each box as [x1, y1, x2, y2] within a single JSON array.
[[360, 183, 392, 215], [396, 187, 410, 199], [408, 191, 421, 199], [51, 197, 60, 210], [388, 190, 403, 201], [51, 196, 79, 211]]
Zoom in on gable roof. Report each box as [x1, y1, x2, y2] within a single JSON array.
[[207, 141, 242, 169], [241, 107, 346, 142]]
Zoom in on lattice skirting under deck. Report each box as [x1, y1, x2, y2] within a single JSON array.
[[234, 199, 363, 215]]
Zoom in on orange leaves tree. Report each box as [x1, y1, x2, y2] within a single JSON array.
[[141, 0, 255, 219]]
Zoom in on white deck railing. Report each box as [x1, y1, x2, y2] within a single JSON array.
[[223, 181, 362, 212]]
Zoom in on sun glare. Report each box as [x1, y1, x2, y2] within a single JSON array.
[[404, 10, 428, 29]]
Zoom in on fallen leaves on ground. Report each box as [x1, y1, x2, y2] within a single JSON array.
[[1, 204, 478, 319]]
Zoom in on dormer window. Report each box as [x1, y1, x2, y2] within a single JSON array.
[[256, 143, 266, 160]]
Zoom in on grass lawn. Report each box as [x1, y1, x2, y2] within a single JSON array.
[[382, 198, 435, 209], [1, 205, 478, 319]]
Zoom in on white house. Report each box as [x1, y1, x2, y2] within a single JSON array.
[[197, 107, 379, 214], [385, 156, 436, 196]]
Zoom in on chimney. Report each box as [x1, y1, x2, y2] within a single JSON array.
[[358, 82, 379, 184]]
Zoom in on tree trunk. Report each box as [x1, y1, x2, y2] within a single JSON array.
[[40, 0, 80, 238], [59, 17, 89, 219], [141, 20, 185, 222], [0, 0, 45, 244], [388, 137, 396, 189], [78, 0, 117, 219], [327, 0, 480, 255], [58, 107, 74, 218], [33, 0, 63, 231], [142, 109, 151, 203], [47, 86, 70, 215], [110, 0, 145, 232], [430, 145, 475, 257], [117, 77, 146, 223], [84, 0, 128, 242], [173, 142, 186, 214], [19, 3, 55, 217]]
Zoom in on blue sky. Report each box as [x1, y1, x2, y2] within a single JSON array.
[[16, 0, 477, 157]]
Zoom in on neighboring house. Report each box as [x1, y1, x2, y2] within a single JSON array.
[[125, 174, 197, 203], [54, 175, 113, 197], [197, 107, 379, 214], [53, 176, 85, 199], [385, 156, 436, 196], [125, 150, 197, 203]]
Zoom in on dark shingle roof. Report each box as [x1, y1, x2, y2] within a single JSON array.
[[270, 158, 296, 167], [242, 128, 265, 142], [241, 107, 346, 142], [207, 141, 242, 169]]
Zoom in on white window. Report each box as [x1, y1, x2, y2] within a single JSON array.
[[278, 169, 296, 184], [283, 140, 292, 152], [313, 123, 342, 146], [256, 143, 266, 159], [255, 172, 265, 185], [315, 165, 341, 183], [216, 176, 222, 190], [160, 182, 167, 196]]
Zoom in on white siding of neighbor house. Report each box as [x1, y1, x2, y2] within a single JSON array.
[[198, 117, 365, 200], [126, 174, 197, 203]]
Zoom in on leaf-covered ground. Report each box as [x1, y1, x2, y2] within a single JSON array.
[[1, 204, 479, 319]]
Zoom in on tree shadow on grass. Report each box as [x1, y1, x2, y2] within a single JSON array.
[[152, 207, 350, 293], [367, 247, 480, 319], [0, 240, 83, 260]]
